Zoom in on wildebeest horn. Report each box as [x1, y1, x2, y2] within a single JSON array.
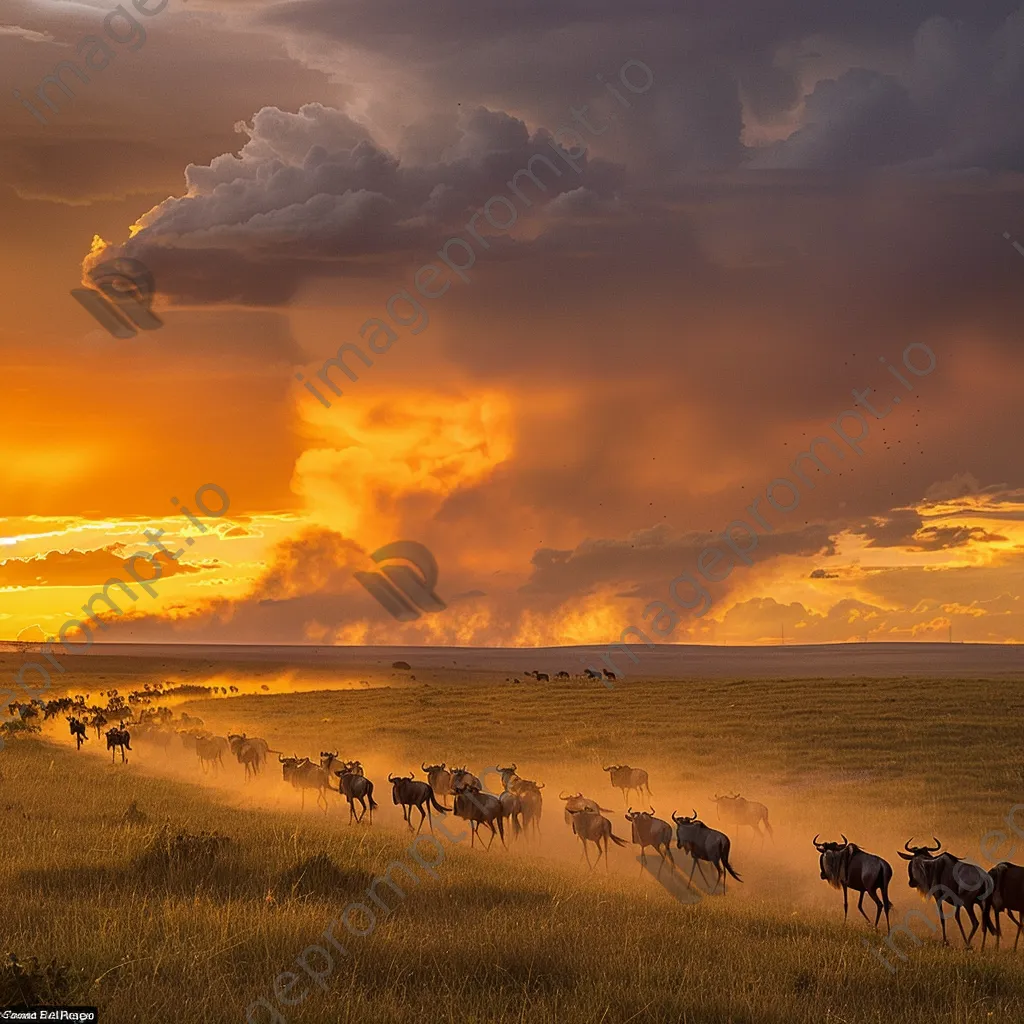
[[536, 782, 544, 789], [713, 794, 721, 801], [649, 807, 655, 816], [278, 754, 286, 762], [422, 762, 428, 772], [627, 805, 633, 816], [672, 810, 683, 824], [558, 790, 571, 800], [388, 773, 396, 782], [839, 833, 849, 848], [510, 763, 516, 771], [812, 833, 824, 851], [927, 836, 941, 852]]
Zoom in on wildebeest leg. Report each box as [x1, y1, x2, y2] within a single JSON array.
[[869, 889, 884, 929], [961, 904, 979, 948], [857, 888, 873, 925], [936, 898, 949, 944], [582, 839, 593, 869], [416, 805, 427, 834]]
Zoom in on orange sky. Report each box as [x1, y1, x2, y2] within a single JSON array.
[[2, 0, 1024, 648]]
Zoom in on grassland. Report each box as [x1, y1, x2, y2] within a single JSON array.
[[2, 658, 1024, 1023]]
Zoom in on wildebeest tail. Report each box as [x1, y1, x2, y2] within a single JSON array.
[[428, 791, 447, 814], [609, 833, 629, 848], [762, 814, 774, 838], [368, 781, 378, 810], [723, 852, 743, 882]]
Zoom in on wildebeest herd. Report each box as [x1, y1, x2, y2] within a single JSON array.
[[9, 687, 1024, 952]]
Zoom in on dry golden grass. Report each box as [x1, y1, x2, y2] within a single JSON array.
[[2, 662, 1024, 1023]]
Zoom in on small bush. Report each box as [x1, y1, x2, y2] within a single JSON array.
[[0, 954, 81, 1008], [274, 852, 372, 902], [121, 801, 148, 826], [133, 826, 232, 880], [0, 721, 40, 742]]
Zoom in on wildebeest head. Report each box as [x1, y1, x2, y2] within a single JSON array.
[[422, 761, 446, 773], [388, 772, 413, 802], [812, 833, 851, 882], [625, 806, 653, 823], [898, 837, 942, 889], [602, 764, 622, 773]]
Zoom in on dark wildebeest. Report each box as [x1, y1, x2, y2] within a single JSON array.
[[983, 861, 1024, 950], [90, 712, 108, 740], [584, 668, 602, 681], [67, 716, 87, 750], [278, 755, 332, 813], [389, 773, 443, 832], [535, 672, 550, 682], [813, 834, 893, 930], [603, 669, 616, 682], [333, 766, 377, 824], [712, 792, 774, 847], [626, 807, 676, 878], [603, 764, 653, 806], [105, 724, 131, 764], [567, 808, 629, 870], [672, 810, 742, 894], [555, 671, 570, 679], [452, 782, 506, 850], [449, 767, 481, 794], [422, 762, 453, 809], [898, 837, 992, 947], [559, 791, 612, 826]]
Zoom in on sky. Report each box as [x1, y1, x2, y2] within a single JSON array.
[[1, 0, 1024, 647]]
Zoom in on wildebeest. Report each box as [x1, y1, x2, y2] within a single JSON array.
[[983, 861, 1024, 950], [229, 733, 268, 780], [450, 766, 481, 794], [555, 671, 570, 679], [603, 764, 653, 805], [105, 724, 132, 764], [499, 790, 523, 838], [334, 765, 377, 824], [515, 780, 544, 839], [67, 716, 87, 750], [279, 755, 332, 813], [712, 792, 774, 846], [813, 834, 893, 930], [422, 762, 453, 809], [559, 791, 612, 826], [898, 837, 992, 947], [567, 808, 629, 870], [625, 807, 676, 877], [90, 712, 108, 740], [584, 669, 602, 680], [535, 672, 550, 682], [389, 773, 443, 832], [603, 669, 616, 682], [319, 751, 360, 777], [196, 735, 229, 773], [452, 782, 506, 850], [672, 810, 742, 894]]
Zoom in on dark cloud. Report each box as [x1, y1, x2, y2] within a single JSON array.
[[0, 546, 207, 589]]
